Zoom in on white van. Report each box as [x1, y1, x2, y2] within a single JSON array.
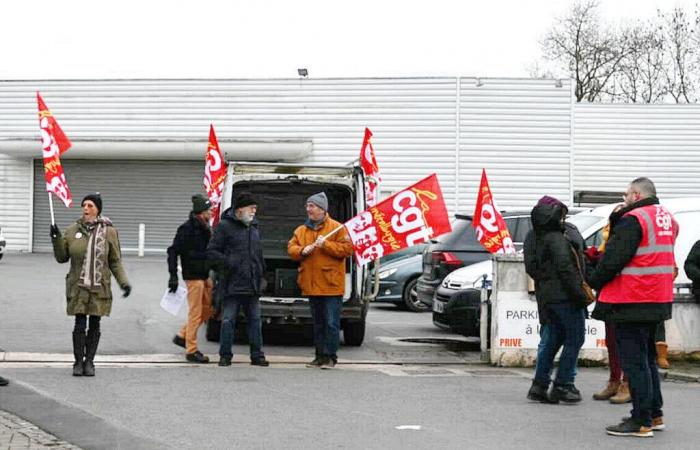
[[207, 162, 373, 346]]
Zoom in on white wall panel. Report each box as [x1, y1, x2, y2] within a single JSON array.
[[0, 155, 31, 251], [574, 104, 700, 198], [458, 78, 573, 213]]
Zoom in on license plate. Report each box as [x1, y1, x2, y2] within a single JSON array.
[[433, 300, 445, 313]]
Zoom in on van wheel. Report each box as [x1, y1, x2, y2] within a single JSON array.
[[403, 278, 429, 312], [206, 318, 221, 342], [343, 320, 365, 346]]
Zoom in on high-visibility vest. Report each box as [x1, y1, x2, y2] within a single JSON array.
[[598, 204, 677, 304]]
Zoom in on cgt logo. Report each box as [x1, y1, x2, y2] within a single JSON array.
[[655, 206, 672, 231], [391, 189, 434, 246]]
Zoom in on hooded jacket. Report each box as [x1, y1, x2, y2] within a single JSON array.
[[523, 202, 588, 311], [207, 207, 265, 297]]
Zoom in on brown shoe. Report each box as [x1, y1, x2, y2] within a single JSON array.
[[609, 381, 631, 404], [621, 416, 665, 431], [593, 380, 621, 400], [656, 342, 670, 369]]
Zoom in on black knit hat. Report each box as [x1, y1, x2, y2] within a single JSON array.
[[191, 194, 212, 214], [233, 191, 257, 209], [82, 193, 102, 215]]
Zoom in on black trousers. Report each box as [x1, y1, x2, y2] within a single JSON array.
[[615, 322, 663, 426]]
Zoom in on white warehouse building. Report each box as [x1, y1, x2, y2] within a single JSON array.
[[1, 77, 699, 254]]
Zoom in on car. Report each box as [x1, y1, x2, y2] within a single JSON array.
[[432, 197, 700, 336], [416, 211, 533, 309], [369, 243, 428, 312], [205, 162, 374, 346], [0, 226, 5, 261]]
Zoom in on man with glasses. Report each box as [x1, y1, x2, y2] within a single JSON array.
[[588, 177, 678, 438]]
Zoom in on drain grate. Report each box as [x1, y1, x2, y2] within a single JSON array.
[[398, 338, 466, 345]]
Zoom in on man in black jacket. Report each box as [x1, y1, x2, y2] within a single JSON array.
[[167, 194, 214, 364], [588, 177, 677, 438], [524, 196, 588, 404], [685, 239, 700, 300], [207, 192, 268, 367]]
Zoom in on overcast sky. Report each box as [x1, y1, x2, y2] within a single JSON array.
[[1, 0, 696, 79]]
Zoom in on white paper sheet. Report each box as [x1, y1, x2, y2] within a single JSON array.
[[160, 286, 187, 316]]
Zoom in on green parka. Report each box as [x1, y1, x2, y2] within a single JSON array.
[[52, 219, 129, 316]]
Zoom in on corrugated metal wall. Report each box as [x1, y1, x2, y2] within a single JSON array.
[[458, 78, 573, 212], [574, 104, 700, 197], [0, 155, 31, 251]]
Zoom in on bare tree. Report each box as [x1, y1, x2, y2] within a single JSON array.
[[540, 1, 632, 102], [660, 7, 697, 103], [612, 22, 667, 103]]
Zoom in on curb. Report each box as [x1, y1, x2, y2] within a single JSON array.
[[663, 370, 700, 383]]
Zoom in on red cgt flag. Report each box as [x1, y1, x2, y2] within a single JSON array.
[[343, 174, 452, 266], [37, 92, 73, 208], [472, 169, 515, 254], [359, 127, 381, 207], [203, 125, 227, 227]]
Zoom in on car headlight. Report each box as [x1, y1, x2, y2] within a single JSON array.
[[378, 268, 398, 279]]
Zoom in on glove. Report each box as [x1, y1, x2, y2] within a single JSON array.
[[168, 274, 179, 293], [122, 284, 132, 298], [50, 224, 60, 239]]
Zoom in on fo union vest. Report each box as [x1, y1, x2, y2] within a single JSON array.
[[598, 204, 677, 304]]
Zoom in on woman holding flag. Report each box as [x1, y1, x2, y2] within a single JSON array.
[[50, 194, 131, 377]]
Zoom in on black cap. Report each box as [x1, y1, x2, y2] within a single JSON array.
[[191, 194, 212, 214], [82, 193, 102, 215], [233, 192, 256, 209]]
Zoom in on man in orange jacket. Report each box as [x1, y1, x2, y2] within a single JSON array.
[[288, 192, 354, 369]]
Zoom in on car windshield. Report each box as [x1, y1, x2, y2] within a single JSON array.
[[434, 218, 480, 247], [567, 214, 603, 233]]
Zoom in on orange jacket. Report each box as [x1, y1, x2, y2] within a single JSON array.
[[287, 215, 354, 296]]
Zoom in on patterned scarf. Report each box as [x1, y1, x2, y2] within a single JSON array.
[[79, 216, 112, 292]]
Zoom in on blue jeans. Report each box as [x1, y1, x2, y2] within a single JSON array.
[[219, 295, 264, 360], [615, 322, 663, 427], [308, 296, 342, 361], [533, 303, 586, 387]]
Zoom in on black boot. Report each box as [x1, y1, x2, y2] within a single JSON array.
[[527, 380, 553, 403], [549, 384, 582, 403], [83, 330, 101, 377], [72, 331, 86, 376]]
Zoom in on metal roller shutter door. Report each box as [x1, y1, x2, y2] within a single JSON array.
[[33, 159, 203, 253]]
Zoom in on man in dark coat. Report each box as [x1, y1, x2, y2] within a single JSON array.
[[588, 177, 677, 438], [207, 192, 268, 367], [684, 239, 700, 300], [167, 194, 214, 364], [524, 195, 588, 404]]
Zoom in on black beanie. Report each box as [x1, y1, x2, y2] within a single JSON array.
[[233, 192, 257, 209], [191, 194, 212, 214], [82, 193, 102, 215]]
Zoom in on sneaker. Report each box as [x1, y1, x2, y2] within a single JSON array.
[[251, 357, 270, 367], [218, 356, 232, 367], [320, 358, 336, 370], [606, 418, 654, 437], [185, 351, 209, 364], [527, 381, 553, 403], [0, 376, 9, 386], [172, 335, 186, 348], [549, 384, 582, 404], [306, 357, 325, 368], [621, 416, 665, 431]]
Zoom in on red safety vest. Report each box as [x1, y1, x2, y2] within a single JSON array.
[[598, 204, 677, 304]]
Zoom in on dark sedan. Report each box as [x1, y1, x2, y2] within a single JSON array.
[[370, 244, 427, 312]]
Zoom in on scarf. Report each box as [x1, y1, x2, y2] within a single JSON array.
[[79, 216, 112, 292]]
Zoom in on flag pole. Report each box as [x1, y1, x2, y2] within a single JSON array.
[[322, 225, 344, 239], [48, 193, 55, 225]]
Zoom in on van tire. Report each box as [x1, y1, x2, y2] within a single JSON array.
[[206, 318, 221, 342], [343, 320, 365, 346]]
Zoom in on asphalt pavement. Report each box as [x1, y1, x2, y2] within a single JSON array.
[[1, 254, 700, 449]]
